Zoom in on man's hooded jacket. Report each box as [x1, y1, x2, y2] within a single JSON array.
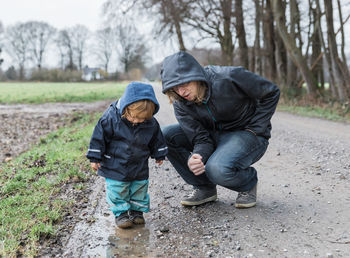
[[161, 51, 280, 164], [86, 82, 168, 181]]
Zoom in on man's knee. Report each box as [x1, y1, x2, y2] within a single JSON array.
[[205, 162, 240, 187], [205, 162, 225, 185]]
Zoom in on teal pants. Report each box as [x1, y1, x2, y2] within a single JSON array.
[[105, 178, 150, 217]]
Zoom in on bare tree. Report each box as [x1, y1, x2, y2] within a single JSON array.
[[4, 23, 31, 79], [115, 24, 148, 73], [25, 21, 56, 69], [103, 0, 193, 52], [324, 0, 349, 101], [99, 0, 350, 102], [336, 0, 350, 74], [56, 39, 67, 70], [144, 0, 194, 51], [234, 0, 248, 68], [184, 0, 235, 65], [309, 0, 324, 92], [252, 0, 263, 74], [0, 21, 4, 67], [56, 29, 75, 70], [262, 0, 276, 81], [55, 25, 90, 71], [315, 0, 337, 98], [71, 25, 90, 70], [0, 48, 3, 67], [272, 0, 319, 97], [274, 0, 287, 87], [286, 0, 300, 89], [335, 0, 350, 99], [94, 27, 114, 72]]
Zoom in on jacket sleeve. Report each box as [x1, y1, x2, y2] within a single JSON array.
[[86, 117, 112, 162], [230, 67, 280, 135], [149, 120, 168, 160], [174, 103, 215, 164]]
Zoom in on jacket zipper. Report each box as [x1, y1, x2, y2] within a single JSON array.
[[203, 101, 221, 131]]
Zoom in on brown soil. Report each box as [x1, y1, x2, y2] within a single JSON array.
[[0, 100, 111, 162]]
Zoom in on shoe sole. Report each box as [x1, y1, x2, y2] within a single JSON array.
[[117, 220, 133, 229], [234, 201, 256, 209], [133, 218, 145, 225], [180, 194, 217, 206]]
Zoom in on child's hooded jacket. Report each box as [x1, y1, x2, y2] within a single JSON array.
[[86, 82, 168, 181]]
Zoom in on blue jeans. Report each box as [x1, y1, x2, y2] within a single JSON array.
[[105, 178, 150, 217], [162, 124, 269, 192]]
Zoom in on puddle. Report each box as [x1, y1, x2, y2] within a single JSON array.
[[63, 177, 162, 257], [106, 225, 153, 257]]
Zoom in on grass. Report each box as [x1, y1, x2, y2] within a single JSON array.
[[0, 82, 126, 104], [0, 112, 102, 257], [278, 96, 350, 123], [277, 104, 350, 122]]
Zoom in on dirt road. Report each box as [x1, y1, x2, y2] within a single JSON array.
[[2, 87, 350, 257]]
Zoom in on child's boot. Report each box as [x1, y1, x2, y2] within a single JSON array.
[[130, 210, 145, 225], [115, 211, 133, 229]]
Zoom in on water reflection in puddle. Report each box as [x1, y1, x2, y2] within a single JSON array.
[[106, 225, 153, 257]]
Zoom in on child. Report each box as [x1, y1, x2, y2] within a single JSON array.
[[86, 82, 168, 229]]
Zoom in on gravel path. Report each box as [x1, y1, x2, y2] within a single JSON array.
[[1, 88, 349, 257]]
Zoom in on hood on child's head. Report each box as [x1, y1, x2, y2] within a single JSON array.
[[118, 82, 160, 115]]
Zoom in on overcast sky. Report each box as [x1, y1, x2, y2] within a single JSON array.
[[0, 0, 180, 70], [0, 0, 106, 30]]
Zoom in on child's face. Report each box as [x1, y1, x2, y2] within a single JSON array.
[[125, 114, 146, 124]]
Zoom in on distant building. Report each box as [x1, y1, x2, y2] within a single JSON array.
[[82, 66, 103, 81]]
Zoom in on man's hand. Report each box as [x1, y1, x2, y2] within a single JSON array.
[[188, 154, 205, 176], [155, 160, 163, 165], [90, 162, 101, 171]]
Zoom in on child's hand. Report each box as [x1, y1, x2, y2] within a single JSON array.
[[90, 162, 101, 171], [155, 160, 163, 166]]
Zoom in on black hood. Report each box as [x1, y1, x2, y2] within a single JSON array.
[[160, 51, 208, 93]]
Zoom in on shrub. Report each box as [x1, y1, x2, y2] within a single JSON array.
[[30, 69, 83, 82]]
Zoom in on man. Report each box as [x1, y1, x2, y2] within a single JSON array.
[[161, 51, 280, 208]]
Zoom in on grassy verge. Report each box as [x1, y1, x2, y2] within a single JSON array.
[[0, 82, 126, 104], [278, 97, 350, 123], [278, 105, 350, 122], [0, 112, 100, 257]]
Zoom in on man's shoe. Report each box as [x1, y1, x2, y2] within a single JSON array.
[[235, 183, 257, 208], [115, 211, 133, 229], [130, 210, 145, 225], [180, 187, 217, 206]]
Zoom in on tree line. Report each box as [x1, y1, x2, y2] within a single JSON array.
[[104, 0, 350, 102], [0, 21, 149, 81], [1, 0, 350, 103]]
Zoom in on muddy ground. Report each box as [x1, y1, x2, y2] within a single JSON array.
[[1, 87, 350, 258], [0, 100, 111, 162]]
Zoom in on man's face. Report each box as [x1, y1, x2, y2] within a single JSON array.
[[172, 81, 199, 101]]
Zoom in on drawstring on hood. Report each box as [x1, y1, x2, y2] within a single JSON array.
[[160, 51, 208, 93]]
